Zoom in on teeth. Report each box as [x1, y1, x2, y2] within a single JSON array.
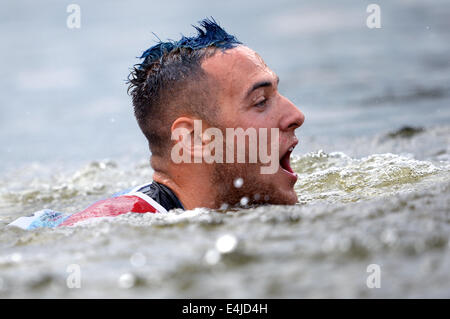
[[288, 147, 294, 152]]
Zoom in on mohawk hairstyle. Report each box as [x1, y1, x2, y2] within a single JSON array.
[[127, 18, 242, 157]]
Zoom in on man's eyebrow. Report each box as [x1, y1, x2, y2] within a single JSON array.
[[245, 76, 280, 99]]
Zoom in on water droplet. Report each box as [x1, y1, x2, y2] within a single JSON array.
[[381, 229, 398, 245], [118, 273, 135, 289], [253, 193, 260, 201], [216, 234, 238, 254], [204, 249, 221, 265], [233, 177, 243, 188], [240, 196, 249, 206], [338, 237, 351, 252], [11, 253, 22, 263], [130, 253, 146, 268], [321, 236, 337, 253]]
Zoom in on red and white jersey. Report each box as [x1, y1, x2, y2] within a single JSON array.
[[8, 181, 184, 230]]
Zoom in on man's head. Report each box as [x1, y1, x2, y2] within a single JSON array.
[[128, 18, 241, 158], [128, 18, 305, 209]]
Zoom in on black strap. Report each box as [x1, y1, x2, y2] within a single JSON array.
[[138, 182, 185, 212]]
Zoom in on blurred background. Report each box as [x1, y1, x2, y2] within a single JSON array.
[[1, 0, 449, 173], [1, 0, 450, 299]]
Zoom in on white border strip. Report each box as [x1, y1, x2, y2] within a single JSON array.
[[130, 182, 153, 193], [129, 191, 168, 214]]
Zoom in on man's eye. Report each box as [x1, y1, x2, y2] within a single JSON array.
[[255, 98, 267, 108]]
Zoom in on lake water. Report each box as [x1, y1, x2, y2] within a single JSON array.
[[0, 0, 449, 298]]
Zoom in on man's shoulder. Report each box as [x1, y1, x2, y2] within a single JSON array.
[[8, 182, 167, 230]]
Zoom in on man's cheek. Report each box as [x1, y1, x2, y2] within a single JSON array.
[[259, 128, 279, 175]]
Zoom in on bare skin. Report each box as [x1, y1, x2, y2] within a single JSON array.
[[152, 45, 305, 210]]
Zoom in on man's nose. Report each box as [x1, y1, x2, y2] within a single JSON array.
[[279, 95, 305, 131]]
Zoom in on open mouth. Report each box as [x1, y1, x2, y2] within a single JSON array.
[[280, 147, 294, 174], [280, 143, 297, 179]]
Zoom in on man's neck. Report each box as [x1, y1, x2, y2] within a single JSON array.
[[151, 157, 217, 210]]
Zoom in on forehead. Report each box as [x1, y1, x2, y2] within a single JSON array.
[[201, 46, 276, 99]]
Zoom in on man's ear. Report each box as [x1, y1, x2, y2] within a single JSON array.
[[170, 117, 204, 163]]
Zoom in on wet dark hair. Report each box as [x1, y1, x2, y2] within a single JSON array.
[[127, 18, 241, 157]]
